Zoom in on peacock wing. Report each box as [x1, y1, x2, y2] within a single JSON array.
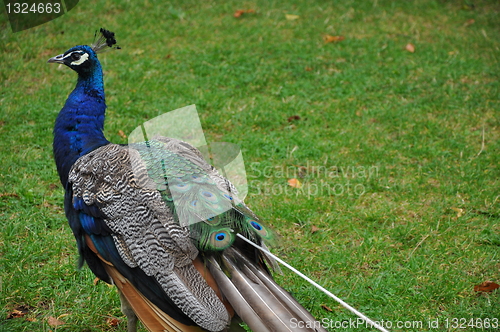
[[68, 143, 230, 331], [130, 137, 275, 252]]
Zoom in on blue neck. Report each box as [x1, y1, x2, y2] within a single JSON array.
[[53, 63, 110, 185]]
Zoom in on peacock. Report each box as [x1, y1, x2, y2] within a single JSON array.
[[48, 28, 327, 332]]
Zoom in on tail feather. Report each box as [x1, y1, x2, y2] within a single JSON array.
[[85, 230, 324, 332], [207, 256, 273, 332], [207, 248, 327, 332], [229, 249, 322, 328]]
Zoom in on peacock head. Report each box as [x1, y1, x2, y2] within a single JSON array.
[[48, 45, 99, 74], [48, 28, 120, 75]]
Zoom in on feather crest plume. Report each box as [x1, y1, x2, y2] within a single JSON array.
[[92, 28, 121, 53]]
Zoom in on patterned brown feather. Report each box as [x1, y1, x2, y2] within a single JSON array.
[[85, 234, 222, 332]]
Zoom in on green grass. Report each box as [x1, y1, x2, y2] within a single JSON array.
[[1, 0, 499, 331]]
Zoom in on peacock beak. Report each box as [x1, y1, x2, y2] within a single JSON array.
[[48, 54, 65, 64]]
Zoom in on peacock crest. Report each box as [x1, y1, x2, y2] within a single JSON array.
[[92, 28, 121, 53]]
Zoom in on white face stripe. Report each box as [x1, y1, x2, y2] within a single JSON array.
[[62, 51, 82, 59], [70, 52, 89, 66]]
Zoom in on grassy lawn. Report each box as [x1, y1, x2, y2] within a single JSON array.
[[1, 0, 499, 331]]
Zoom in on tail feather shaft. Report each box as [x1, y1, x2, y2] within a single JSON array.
[[229, 249, 323, 328], [207, 249, 327, 332], [207, 257, 272, 332]]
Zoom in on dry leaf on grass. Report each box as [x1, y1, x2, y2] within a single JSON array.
[[474, 281, 500, 293], [6, 305, 31, 319], [285, 14, 300, 20], [323, 35, 345, 43], [464, 19, 475, 26], [0, 192, 20, 198], [451, 207, 464, 218], [107, 317, 121, 327], [405, 43, 415, 53], [234, 9, 255, 18], [311, 225, 320, 234], [288, 178, 302, 188], [47, 316, 65, 327], [118, 130, 127, 139], [321, 304, 333, 312], [6, 309, 27, 319]]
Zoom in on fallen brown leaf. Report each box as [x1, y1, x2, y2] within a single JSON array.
[[0, 192, 20, 198], [323, 35, 345, 43], [47, 316, 65, 327], [321, 304, 333, 312], [234, 9, 255, 18], [6, 305, 31, 319], [107, 317, 121, 327], [451, 207, 464, 218], [474, 281, 500, 293], [405, 43, 415, 53], [6, 309, 27, 319], [288, 178, 302, 188], [464, 19, 475, 27], [287, 115, 301, 122], [118, 130, 127, 139], [311, 225, 320, 234]]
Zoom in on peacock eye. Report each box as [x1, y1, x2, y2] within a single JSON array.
[[71, 53, 82, 61]]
